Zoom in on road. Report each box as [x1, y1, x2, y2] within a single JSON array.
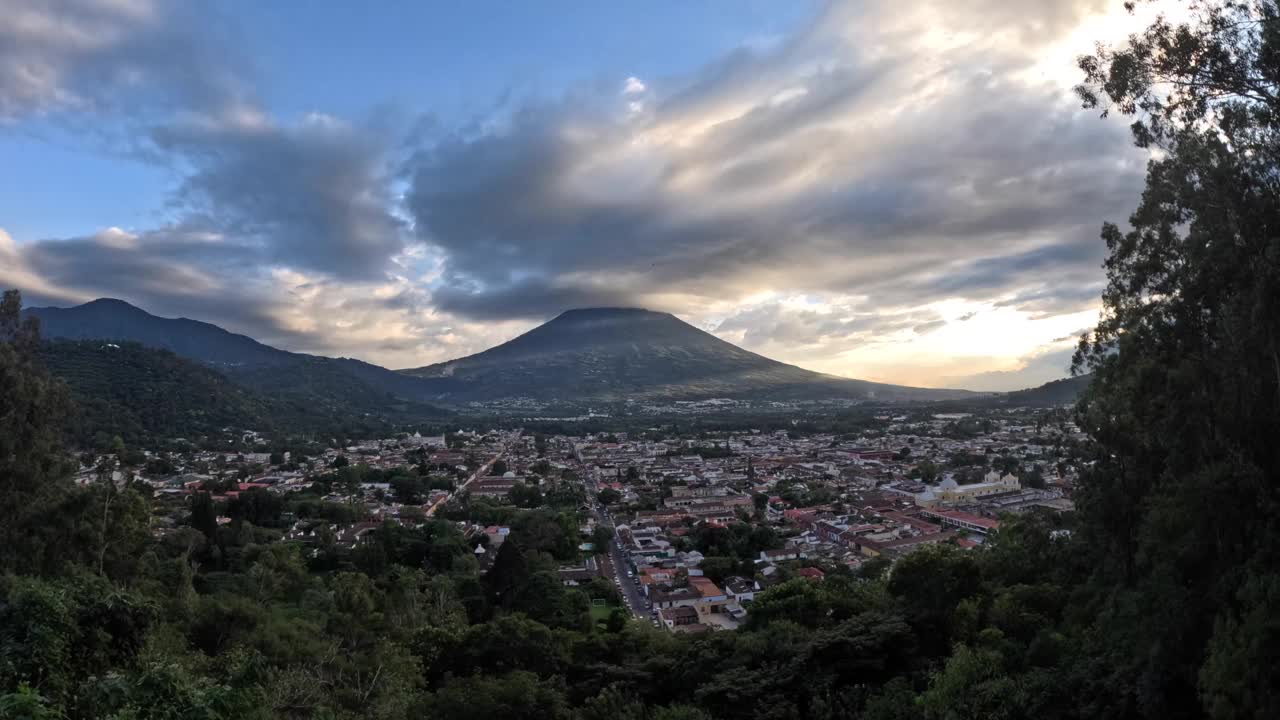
[[424, 431, 521, 517], [584, 466, 653, 621]]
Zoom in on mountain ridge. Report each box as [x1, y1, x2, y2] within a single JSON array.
[[24, 299, 452, 412], [28, 297, 295, 367], [399, 306, 974, 403], [26, 298, 1004, 406]]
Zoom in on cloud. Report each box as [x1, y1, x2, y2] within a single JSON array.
[[622, 77, 646, 95], [403, 0, 1143, 325], [713, 301, 945, 351], [4, 0, 1142, 387], [943, 346, 1078, 392], [4, 1, 409, 280], [1, 223, 528, 369], [0, 1, 434, 365], [151, 112, 409, 280], [0, 0, 249, 121]]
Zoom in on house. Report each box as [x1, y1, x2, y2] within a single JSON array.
[[650, 588, 701, 609], [759, 547, 810, 564], [796, 567, 826, 582], [723, 576, 759, 603], [660, 602, 701, 625], [688, 576, 728, 615], [918, 508, 1001, 535], [483, 525, 511, 546], [470, 477, 518, 498]]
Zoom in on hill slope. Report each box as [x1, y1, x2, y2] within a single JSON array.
[[41, 340, 275, 446], [40, 340, 445, 446], [25, 299, 451, 410], [1001, 374, 1091, 406], [29, 298, 292, 368], [400, 307, 972, 403]]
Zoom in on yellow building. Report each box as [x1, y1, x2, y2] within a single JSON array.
[[915, 471, 1020, 507]]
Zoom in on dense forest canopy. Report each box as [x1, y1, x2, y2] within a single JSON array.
[[31, 339, 455, 451], [2, 1, 1279, 717]]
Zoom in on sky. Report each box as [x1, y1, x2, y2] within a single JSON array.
[[0, 0, 1160, 390]]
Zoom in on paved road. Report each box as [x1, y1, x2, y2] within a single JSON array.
[[607, 532, 651, 620], [585, 468, 653, 621]]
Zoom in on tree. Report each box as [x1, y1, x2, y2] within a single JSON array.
[[697, 556, 740, 584], [597, 487, 622, 506], [887, 545, 980, 658], [391, 474, 424, 504], [1021, 464, 1046, 490], [590, 524, 613, 552], [491, 459, 509, 476], [0, 290, 73, 575], [228, 486, 284, 528], [422, 671, 569, 720], [605, 608, 629, 633], [752, 492, 769, 519], [1072, 3, 1280, 717], [913, 460, 939, 483], [484, 540, 530, 608], [510, 482, 544, 509]]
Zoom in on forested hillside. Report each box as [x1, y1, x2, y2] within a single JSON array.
[[40, 340, 275, 447], [39, 340, 450, 449]]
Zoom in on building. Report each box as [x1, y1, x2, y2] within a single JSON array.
[[915, 472, 1020, 506], [659, 606, 700, 628], [918, 508, 1001, 535]]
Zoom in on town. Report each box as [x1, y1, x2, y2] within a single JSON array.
[[85, 404, 1083, 635]]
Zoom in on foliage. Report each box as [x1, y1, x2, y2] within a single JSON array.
[[39, 340, 445, 449], [1070, 2, 1280, 717]]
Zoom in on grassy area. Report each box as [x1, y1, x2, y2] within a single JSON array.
[[589, 603, 620, 624]]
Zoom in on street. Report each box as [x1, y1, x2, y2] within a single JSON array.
[[585, 469, 653, 621]]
